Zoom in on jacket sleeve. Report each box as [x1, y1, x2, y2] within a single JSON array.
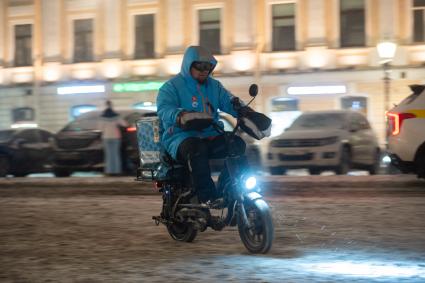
[[217, 81, 239, 118], [157, 82, 184, 126]]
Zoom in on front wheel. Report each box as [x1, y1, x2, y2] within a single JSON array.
[[0, 156, 10, 177], [167, 221, 198, 242], [237, 199, 274, 253]]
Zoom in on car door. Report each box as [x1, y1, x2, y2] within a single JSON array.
[[12, 129, 43, 173], [38, 130, 54, 170], [349, 113, 375, 164]]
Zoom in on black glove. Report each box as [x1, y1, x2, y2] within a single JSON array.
[[238, 106, 254, 117], [177, 111, 213, 131]]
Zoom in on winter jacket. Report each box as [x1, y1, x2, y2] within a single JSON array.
[[156, 46, 238, 159], [98, 109, 127, 139]]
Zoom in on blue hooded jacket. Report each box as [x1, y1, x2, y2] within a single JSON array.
[[156, 46, 238, 159]]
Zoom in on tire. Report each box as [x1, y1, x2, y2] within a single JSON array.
[[309, 168, 321, 175], [269, 167, 286, 175], [0, 156, 10, 177], [415, 147, 425, 179], [167, 222, 198, 242], [53, 169, 71, 177], [237, 199, 274, 254], [367, 150, 381, 175], [335, 147, 351, 175]]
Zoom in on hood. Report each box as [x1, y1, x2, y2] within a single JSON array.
[[180, 46, 217, 79], [276, 129, 344, 140]]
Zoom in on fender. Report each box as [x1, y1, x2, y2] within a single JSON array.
[[246, 191, 263, 201]]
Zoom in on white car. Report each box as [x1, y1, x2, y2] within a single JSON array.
[[267, 110, 380, 175], [386, 84, 425, 178]]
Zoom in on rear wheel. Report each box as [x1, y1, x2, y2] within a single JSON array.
[[53, 169, 71, 177], [167, 221, 198, 242], [238, 199, 274, 254], [415, 146, 425, 179], [309, 168, 321, 175], [269, 167, 286, 175], [0, 156, 10, 177]]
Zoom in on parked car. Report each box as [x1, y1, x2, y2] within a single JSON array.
[[266, 110, 380, 175], [52, 109, 156, 177], [0, 128, 54, 177], [386, 84, 425, 178]]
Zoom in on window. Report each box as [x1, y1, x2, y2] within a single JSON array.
[[12, 107, 35, 123], [73, 19, 94, 63], [134, 14, 155, 59], [199, 8, 221, 54], [341, 96, 368, 115], [413, 0, 425, 42], [14, 24, 32, 66], [70, 105, 97, 119], [340, 0, 365, 47], [272, 3, 296, 51]]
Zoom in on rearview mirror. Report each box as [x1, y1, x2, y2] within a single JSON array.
[[249, 84, 258, 97]]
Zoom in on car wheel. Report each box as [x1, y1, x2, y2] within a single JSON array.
[[53, 169, 71, 177], [367, 149, 381, 175], [269, 167, 286, 175], [415, 145, 425, 179], [309, 168, 321, 175], [0, 156, 10, 177], [335, 147, 351, 175]]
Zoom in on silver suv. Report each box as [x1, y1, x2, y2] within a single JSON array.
[[267, 110, 380, 175]]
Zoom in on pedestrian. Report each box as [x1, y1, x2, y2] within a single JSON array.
[[156, 45, 248, 203], [98, 100, 127, 176]]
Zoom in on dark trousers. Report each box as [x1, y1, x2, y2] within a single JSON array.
[[177, 135, 246, 202]]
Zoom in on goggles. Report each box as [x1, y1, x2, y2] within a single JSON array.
[[192, 61, 213, 72]]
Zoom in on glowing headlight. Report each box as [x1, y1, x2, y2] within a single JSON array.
[[244, 176, 257, 190]]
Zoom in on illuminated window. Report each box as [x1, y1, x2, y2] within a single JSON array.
[[272, 3, 296, 51], [12, 107, 35, 123], [14, 24, 32, 67], [134, 14, 155, 59], [340, 0, 365, 47], [133, 102, 157, 111], [70, 105, 97, 119], [341, 96, 368, 115], [413, 0, 425, 42], [73, 19, 94, 63], [199, 8, 221, 54]]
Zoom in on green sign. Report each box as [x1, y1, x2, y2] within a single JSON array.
[[113, 81, 164, 92]]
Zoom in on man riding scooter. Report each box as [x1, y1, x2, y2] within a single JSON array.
[[156, 45, 247, 203]]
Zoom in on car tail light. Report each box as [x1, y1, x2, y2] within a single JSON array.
[[126, 127, 137, 132], [386, 112, 416, 136]]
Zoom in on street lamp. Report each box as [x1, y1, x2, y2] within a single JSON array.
[[377, 41, 397, 173], [377, 41, 397, 112]]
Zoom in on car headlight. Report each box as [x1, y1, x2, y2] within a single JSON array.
[[320, 136, 338, 146], [244, 176, 257, 190]]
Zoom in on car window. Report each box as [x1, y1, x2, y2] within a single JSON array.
[[62, 118, 100, 131], [289, 113, 346, 129], [39, 130, 53, 142], [357, 114, 371, 130], [15, 129, 40, 142], [0, 130, 15, 142]]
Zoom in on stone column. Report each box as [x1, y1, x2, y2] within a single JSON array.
[[165, 0, 184, 54], [103, 0, 121, 58], [41, 0, 61, 62]]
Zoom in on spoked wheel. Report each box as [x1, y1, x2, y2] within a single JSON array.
[[167, 221, 198, 242], [237, 199, 274, 254]]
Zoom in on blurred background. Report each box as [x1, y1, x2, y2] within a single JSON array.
[[0, 0, 424, 176]]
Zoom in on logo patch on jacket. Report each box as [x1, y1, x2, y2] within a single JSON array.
[[192, 96, 198, 108]]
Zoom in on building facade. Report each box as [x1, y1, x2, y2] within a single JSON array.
[[0, 0, 424, 146]]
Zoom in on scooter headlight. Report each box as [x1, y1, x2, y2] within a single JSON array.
[[244, 176, 257, 190]]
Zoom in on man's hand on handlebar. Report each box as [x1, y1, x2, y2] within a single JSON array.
[[177, 111, 213, 131]]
